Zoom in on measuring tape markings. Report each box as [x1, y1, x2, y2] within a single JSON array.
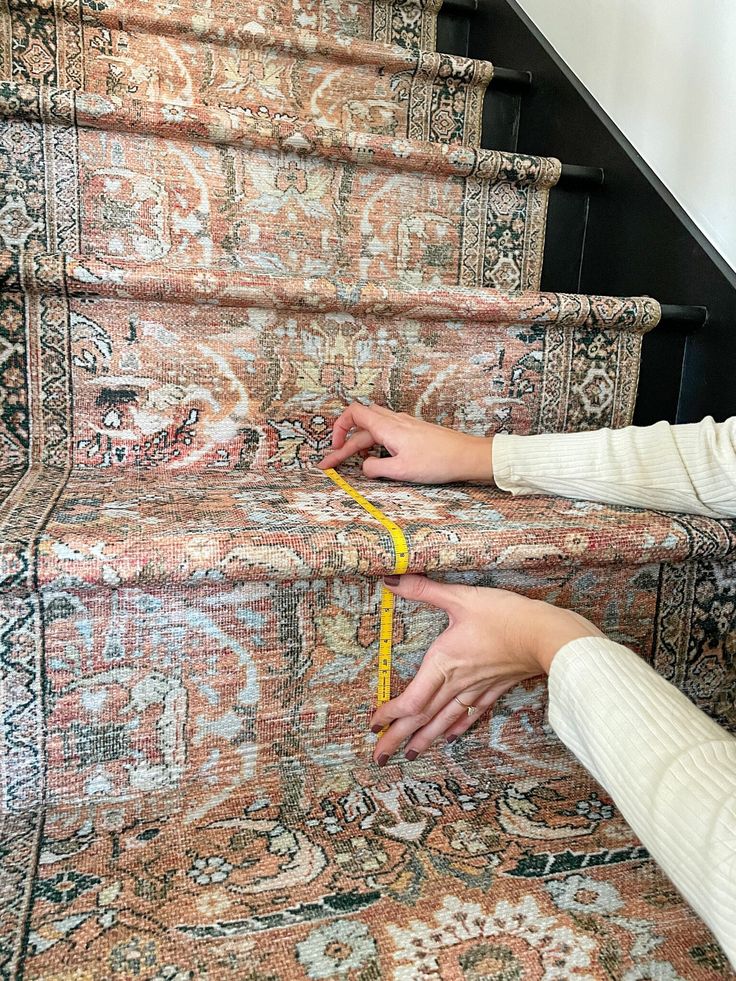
[[322, 467, 408, 706]]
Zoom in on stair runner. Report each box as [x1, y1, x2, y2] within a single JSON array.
[[0, 0, 734, 977]]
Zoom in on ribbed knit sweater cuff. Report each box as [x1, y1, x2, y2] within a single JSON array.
[[548, 637, 736, 968], [491, 421, 736, 517]]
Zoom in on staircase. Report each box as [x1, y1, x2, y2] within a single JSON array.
[[0, 0, 734, 976]]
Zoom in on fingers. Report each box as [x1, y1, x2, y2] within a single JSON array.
[[370, 656, 446, 738], [365, 403, 396, 418], [329, 403, 391, 451], [361, 455, 404, 479], [373, 683, 511, 765], [328, 404, 365, 450], [383, 574, 464, 615], [402, 686, 500, 758], [372, 688, 469, 764], [319, 429, 375, 469], [318, 403, 398, 470], [442, 682, 513, 742]]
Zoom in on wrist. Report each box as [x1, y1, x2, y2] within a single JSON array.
[[459, 435, 494, 482], [528, 602, 605, 675]]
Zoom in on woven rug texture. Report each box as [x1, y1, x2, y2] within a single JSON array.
[[0, 0, 735, 977]]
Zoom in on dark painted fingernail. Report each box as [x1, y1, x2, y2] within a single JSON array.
[[383, 576, 400, 586], [377, 754, 389, 767], [447, 734, 458, 743], [405, 750, 418, 761], [371, 724, 382, 734]]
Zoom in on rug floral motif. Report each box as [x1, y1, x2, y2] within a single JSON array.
[[0, 0, 734, 977]]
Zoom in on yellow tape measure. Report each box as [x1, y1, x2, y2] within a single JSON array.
[[323, 468, 408, 705]]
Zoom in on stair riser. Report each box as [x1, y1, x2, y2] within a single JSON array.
[[2, 0, 443, 52], [63, 300, 641, 470], [2, 6, 490, 144], [0, 82, 556, 290], [4, 556, 733, 812], [0, 264, 655, 480]]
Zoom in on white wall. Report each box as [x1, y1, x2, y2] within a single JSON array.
[[515, 0, 736, 272]]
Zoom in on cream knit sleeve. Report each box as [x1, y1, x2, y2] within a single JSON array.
[[492, 416, 736, 517], [548, 637, 736, 968]]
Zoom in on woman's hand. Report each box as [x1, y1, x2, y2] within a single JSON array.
[[370, 574, 604, 765], [318, 402, 494, 484]]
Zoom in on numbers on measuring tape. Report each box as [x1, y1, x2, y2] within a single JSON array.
[[323, 468, 407, 706]]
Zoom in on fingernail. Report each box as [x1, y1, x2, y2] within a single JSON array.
[[370, 724, 382, 734], [447, 734, 458, 743], [377, 754, 389, 767], [405, 749, 418, 761], [383, 576, 400, 586]]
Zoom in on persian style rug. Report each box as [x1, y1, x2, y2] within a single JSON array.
[[0, 0, 734, 977]]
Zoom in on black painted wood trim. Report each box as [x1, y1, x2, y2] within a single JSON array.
[[443, 0, 478, 10], [457, 0, 736, 424]]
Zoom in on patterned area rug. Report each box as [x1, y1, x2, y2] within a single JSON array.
[[0, 0, 734, 977]]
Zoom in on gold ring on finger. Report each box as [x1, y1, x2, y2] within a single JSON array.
[[454, 695, 477, 717]]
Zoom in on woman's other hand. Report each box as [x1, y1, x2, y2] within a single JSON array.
[[318, 402, 494, 484], [370, 574, 604, 765]]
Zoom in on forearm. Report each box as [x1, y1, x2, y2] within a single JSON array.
[[548, 637, 736, 968], [491, 417, 736, 518]]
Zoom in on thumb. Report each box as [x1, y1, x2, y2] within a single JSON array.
[[383, 574, 461, 613]]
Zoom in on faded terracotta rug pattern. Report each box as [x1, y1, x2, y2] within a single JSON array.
[[0, 0, 734, 977]]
